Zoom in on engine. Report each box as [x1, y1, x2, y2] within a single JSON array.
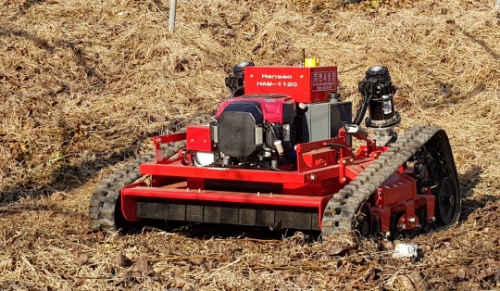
[[211, 95, 297, 168]]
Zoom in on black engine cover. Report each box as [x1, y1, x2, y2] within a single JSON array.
[[217, 102, 263, 158]]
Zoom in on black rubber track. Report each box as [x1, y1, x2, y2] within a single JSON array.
[[89, 115, 212, 232], [321, 126, 461, 237]]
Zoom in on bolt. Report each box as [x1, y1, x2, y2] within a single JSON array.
[[401, 224, 407, 229], [257, 192, 260, 196], [310, 174, 316, 181], [186, 188, 190, 192], [342, 177, 346, 182], [408, 217, 416, 223], [198, 188, 201, 193], [270, 192, 273, 197], [350, 158, 354, 163], [431, 216, 436, 222]]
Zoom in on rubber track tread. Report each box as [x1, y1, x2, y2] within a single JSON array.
[[322, 126, 457, 236], [88, 151, 154, 231], [89, 115, 212, 231]]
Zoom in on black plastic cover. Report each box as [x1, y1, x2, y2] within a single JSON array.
[[217, 102, 263, 158]]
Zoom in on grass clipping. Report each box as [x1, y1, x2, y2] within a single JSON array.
[[1, 0, 500, 289]]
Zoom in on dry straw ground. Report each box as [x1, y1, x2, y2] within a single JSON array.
[[1, 0, 500, 289]]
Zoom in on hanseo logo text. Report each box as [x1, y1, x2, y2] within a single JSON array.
[[261, 74, 293, 79]]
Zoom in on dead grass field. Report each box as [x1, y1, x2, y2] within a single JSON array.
[[1, 0, 500, 289]]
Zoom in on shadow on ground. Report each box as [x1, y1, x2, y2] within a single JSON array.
[[0, 124, 186, 205], [458, 165, 486, 222]]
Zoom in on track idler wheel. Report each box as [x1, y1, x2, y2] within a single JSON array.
[[417, 208, 434, 234], [390, 212, 404, 240], [390, 212, 419, 240], [353, 204, 372, 238], [435, 177, 459, 225]]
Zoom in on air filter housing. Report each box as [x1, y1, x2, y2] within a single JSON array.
[[216, 102, 263, 158]]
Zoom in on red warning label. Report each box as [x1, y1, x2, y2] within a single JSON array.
[[311, 71, 337, 92]]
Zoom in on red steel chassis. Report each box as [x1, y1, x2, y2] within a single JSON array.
[[120, 128, 435, 232]]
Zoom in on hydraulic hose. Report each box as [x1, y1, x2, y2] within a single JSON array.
[[353, 92, 371, 125]]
